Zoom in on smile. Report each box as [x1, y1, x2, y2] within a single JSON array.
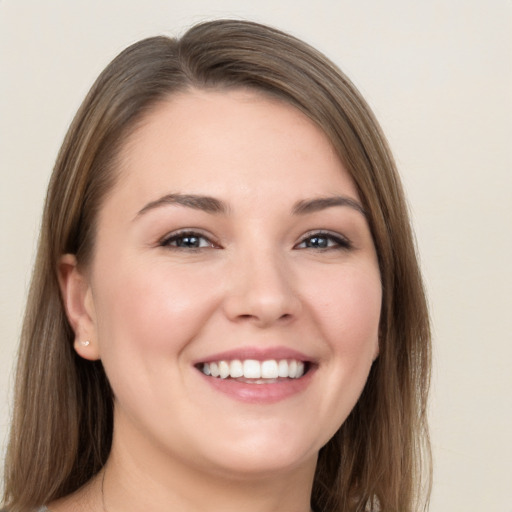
[[199, 359, 306, 381]]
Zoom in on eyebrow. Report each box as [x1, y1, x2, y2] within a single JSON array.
[[136, 193, 227, 218], [292, 196, 367, 217], [135, 193, 366, 219]]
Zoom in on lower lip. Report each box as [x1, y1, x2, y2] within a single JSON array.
[[198, 368, 315, 404]]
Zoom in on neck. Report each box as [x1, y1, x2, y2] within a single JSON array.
[[101, 431, 317, 512]]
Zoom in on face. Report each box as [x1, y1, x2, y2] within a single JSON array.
[[70, 89, 381, 479]]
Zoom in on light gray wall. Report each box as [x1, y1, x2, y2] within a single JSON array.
[[1, 1, 511, 510]]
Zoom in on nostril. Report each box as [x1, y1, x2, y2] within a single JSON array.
[[222, 284, 301, 325]]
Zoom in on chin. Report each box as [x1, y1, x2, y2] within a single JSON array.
[[193, 425, 321, 479]]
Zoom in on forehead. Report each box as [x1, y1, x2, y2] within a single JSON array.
[[112, 88, 359, 209]]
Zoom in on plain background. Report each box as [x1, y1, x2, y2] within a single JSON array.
[[1, 1, 511, 510]]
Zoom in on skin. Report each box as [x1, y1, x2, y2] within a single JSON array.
[[56, 89, 382, 512]]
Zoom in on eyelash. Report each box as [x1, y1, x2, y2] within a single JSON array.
[[160, 230, 352, 251], [295, 231, 352, 251], [159, 230, 218, 250]]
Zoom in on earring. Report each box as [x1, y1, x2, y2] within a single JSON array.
[[79, 340, 90, 347]]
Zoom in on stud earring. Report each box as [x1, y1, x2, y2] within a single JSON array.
[[79, 340, 90, 347]]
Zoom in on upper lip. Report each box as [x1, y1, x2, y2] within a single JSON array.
[[194, 346, 314, 365]]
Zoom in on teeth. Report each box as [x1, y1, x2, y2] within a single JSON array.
[[200, 359, 307, 380], [209, 362, 219, 377], [218, 360, 230, 379], [278, 359, 289, 378], [288, 359, 298, 378], [230, 360, 244, 378], [261, 360, 279, 379], [243, 359, 261, 379]]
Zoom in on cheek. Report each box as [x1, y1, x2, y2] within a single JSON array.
[[309, 265, 381, 429], [304, 263, 381, 358], [91, 259, 220, 364], [338, 285, 381, 355]]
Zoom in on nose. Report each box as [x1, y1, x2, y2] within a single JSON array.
[[222, 248, 302, 327]]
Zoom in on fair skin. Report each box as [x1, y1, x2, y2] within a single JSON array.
[[56, 89, 381, 512]]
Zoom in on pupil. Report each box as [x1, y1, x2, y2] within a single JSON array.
[[308, 236, 327, 248], [177, 236, 199, 247]]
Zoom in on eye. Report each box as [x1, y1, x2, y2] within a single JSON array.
[[160, 230, 217, 250], [295, 231, 352, 250]]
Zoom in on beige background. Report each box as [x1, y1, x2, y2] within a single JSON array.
[[1, 1, 511, 510]]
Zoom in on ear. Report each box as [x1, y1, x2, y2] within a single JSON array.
[[58, 254, 101, 360]]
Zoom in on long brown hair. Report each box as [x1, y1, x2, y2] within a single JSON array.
[[3, 19, 431, 512]]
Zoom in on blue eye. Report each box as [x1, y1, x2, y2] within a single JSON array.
[[296, 232, 352, 250], [160, 231, 214, 249]]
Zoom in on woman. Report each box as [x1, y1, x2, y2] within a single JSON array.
[[3, 19, 431, 512]]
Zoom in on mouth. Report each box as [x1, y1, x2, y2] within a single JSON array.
[[195, 358, 311, 384]]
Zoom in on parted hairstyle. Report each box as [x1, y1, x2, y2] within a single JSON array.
[[3, 19, 431, 512]]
